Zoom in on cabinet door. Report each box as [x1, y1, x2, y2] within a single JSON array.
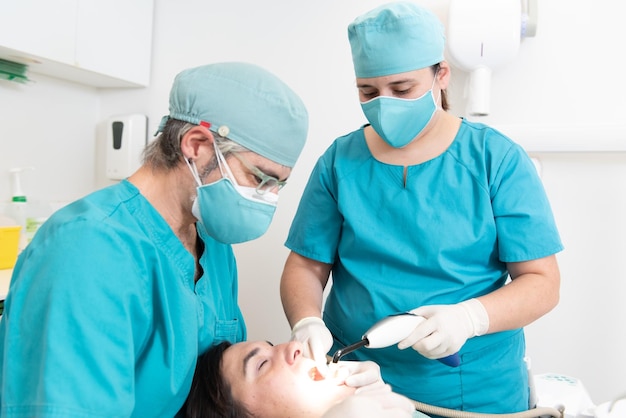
[[75, 0, 153, 86], [0, 0, 78, 65]]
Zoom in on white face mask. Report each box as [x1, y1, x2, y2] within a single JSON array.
[[235, 184, 279, 205]]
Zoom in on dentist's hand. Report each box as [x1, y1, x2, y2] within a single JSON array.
[[335, 360, 383, 390], [322, 380, 414, 418], [291, 317, 333, 376], [398, 298, 489, 359]]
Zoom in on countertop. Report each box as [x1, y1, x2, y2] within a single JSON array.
[[0, 268, 12, 300]]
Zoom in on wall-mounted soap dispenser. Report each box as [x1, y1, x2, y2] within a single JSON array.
[[105, 114, 148, 180]]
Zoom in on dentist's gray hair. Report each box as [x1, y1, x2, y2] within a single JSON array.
[[143, 118, 247, 171]]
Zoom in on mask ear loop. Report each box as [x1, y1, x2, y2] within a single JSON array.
[[212, 139, 241, 187], [432, 70, 442, 107], [184, 157, 203, 187]]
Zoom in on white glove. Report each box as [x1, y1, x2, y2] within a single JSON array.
[[321, 381, 414, 418], [334, 360, 382, 391], [291, 317, 333, 376], [398, 298, 489, 359]]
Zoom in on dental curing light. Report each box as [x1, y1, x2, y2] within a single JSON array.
[[331, 313, 461, 367], [446, 0, 533, 116]]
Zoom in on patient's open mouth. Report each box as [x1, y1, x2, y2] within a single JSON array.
[[309, 366, 324, 381]]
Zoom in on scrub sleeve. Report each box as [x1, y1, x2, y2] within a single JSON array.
[[285, 120, 563, 413], [0, 180, 246, 418]]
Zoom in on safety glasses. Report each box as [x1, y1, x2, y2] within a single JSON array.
[[231, 153, 286, 195]]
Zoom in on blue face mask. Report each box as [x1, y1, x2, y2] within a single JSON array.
[[186, 142, 278, 244], [360, 74, 439, 148]]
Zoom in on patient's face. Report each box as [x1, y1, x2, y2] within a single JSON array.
[[221, 340, 356, 418]]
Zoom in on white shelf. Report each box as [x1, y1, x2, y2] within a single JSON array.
[[0, 46, 146, 88], [493, 124, 626, 153]]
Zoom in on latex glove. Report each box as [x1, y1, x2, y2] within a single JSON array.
[[321, 381, 414, 418], [291, 317, 333, 376], [333, 360, 382, 391], [398, 298, 489, 359]]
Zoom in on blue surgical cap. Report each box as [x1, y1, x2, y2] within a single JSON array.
[[159, 62, 308, 167], [348, 1, 445, 78]]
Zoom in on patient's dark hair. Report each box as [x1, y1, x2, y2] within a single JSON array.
[[181, 341, 253, 418]]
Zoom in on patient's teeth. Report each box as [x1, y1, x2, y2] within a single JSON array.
[[309, 367, 324, 381]]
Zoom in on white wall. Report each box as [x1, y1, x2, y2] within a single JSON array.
[[1, 0, 625, 405], [0, 75, 99, 208]]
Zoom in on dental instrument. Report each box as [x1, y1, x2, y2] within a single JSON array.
[[331, 312, 461, 367], [330, 314, 606, 417]]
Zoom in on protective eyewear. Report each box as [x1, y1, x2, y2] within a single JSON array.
[[231, 153, 286, 195]]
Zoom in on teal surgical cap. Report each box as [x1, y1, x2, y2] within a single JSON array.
[[348, 1, 445, 78], [158, 62, 308, 167]]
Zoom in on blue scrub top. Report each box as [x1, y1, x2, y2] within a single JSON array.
[[286, 120, 563, 413], [0, 180, 246, 417]]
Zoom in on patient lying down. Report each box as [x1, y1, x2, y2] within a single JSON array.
[[181, 340, 427, 418]]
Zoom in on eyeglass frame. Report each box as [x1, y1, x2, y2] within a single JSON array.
[[230, 152, 287, 195]]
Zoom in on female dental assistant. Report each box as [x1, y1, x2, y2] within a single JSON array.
[[281, 2, 563, 414], [0, 62, 310, 417]]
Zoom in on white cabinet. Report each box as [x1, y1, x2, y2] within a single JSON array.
[[0, 0, 154, 88], [0, 0, 77, 65]]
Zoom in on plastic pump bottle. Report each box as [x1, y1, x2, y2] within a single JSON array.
[[7, 167, 49, 252]]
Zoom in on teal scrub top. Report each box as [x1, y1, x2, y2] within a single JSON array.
[[0, 180, 246, 417], [286, 120, 563, 413]]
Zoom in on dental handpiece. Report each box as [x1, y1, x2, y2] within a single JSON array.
[[331, 312, 461, 367]]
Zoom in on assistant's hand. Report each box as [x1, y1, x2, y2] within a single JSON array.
[[398, 298, 489, 359], [291, 317, 333, 376], [321, 381, 414, 418]]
